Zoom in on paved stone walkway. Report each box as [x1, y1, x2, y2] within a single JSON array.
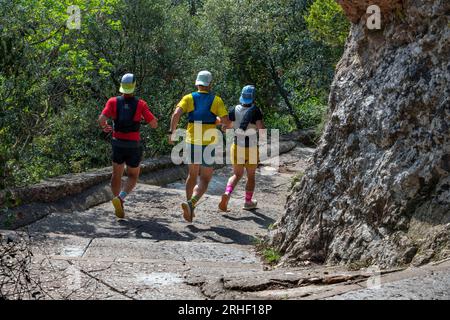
[[2, 145, 449, 300]]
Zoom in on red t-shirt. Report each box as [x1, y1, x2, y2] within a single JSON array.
[[102, 97, 156, 141]]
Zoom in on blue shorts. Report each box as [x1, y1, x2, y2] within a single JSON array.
[[187, 144, 216, 167]]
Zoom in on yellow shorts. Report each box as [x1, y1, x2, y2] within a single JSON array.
[[230, 144, 259, 169]]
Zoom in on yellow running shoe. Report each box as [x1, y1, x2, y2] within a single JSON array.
[[112, 197, 125, 219]]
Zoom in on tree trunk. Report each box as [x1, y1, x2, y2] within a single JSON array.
[[267, 57, 302, 129]]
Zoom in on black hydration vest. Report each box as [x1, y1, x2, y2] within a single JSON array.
[[113, 96, 141, 134], [238, 104, 258, 131], [234, 104, 260, 147]]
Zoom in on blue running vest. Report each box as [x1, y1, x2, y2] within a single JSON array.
[[188, 92, 217, 124]]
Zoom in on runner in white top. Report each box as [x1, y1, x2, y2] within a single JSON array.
[[219, 85, 265, 212]]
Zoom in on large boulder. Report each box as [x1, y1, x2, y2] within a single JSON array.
[[269, 0, 450, 268]]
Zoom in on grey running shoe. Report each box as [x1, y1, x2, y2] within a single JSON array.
[[243, 200, 258, 211]]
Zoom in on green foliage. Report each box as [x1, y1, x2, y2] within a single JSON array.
[[290, 171, 305, 189], [262, 248, 282, 264], [253, 236, 282, 264], [305, 0, 350, 47], [0, 0, 348, 190], [200, 0, 335, 130]]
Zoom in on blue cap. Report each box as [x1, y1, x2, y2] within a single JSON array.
[[239, 85, 256, 105]]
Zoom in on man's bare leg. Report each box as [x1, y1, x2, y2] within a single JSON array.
[[112, 165, 140, 219], [111, 162, 125, 197], [186, 164, 200, 200], [111, 162, 126, 218], [192, 166, 214, 200], [123, 166, 140, 194], [182, 166, 213, 222]]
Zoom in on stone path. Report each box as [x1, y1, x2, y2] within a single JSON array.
[[327, 267, 450, 300], [2, 145, 449, 300]]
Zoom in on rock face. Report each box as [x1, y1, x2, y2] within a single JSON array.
[[269, 0, 450, 268], [337, 0, 403, 23]]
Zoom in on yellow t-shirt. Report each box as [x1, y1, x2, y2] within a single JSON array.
[[178, 91, 228, 145]]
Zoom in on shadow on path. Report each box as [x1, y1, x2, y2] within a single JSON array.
[[186, 225, 254, 245], [222, 210, 275, 229]]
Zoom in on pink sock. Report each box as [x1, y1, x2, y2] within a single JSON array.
[[225, 185, 234, 195], [245, 191, 254, 203]]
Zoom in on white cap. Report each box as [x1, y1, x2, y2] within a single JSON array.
[[195, 70, 212, 87]]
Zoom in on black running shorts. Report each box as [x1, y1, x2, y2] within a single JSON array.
[[111, 139, 143, 168]]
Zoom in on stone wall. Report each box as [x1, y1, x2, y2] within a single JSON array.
[[0, 156, 174, 207]]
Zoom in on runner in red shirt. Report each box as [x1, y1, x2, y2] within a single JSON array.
[[98, 73, 158, 219]]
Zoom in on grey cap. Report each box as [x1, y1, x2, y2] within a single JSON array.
[[195, 70, 212, 86]]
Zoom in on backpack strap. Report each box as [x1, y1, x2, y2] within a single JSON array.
[[115, 95, 124, 119]]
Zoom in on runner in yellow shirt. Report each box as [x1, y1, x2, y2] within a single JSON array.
[[169, 71, 230, 222]]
